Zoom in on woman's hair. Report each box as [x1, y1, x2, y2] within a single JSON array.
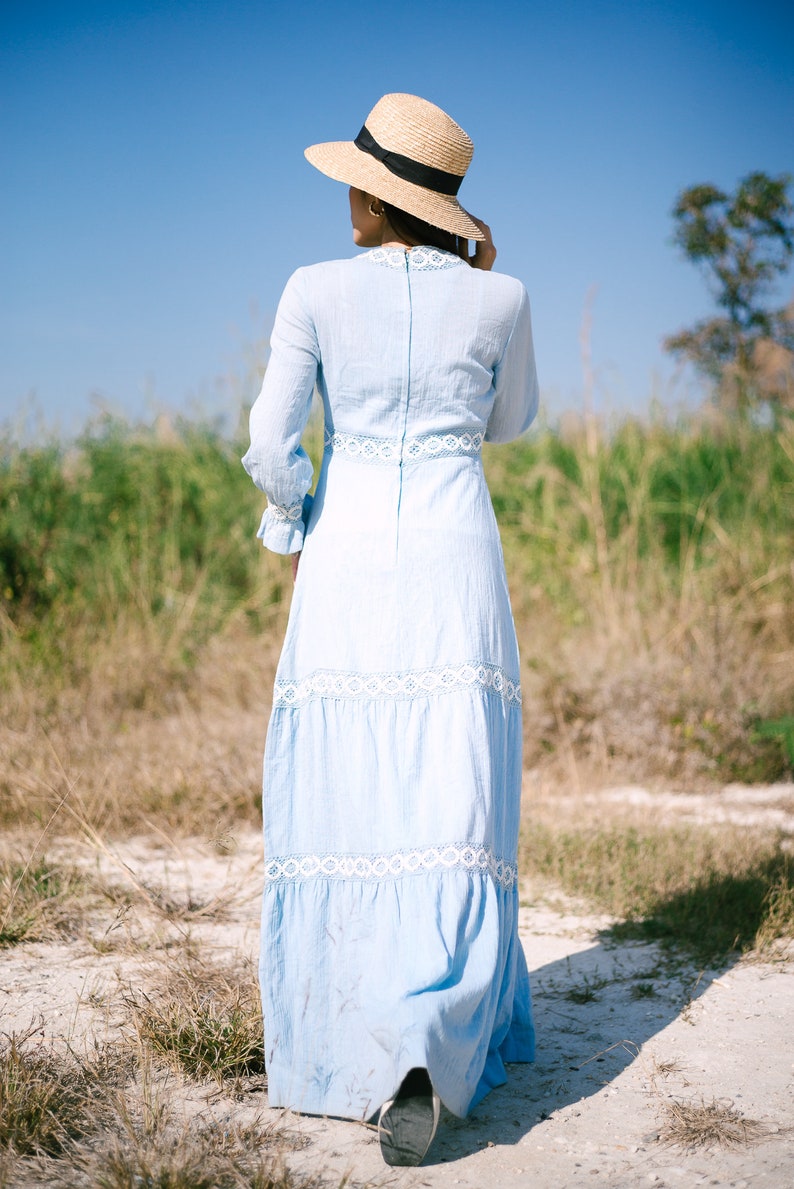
[[381, 201, 470, 263]]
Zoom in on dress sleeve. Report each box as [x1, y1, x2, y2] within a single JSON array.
[[485, 283, 539, 444], [241, 268, 319, 554]]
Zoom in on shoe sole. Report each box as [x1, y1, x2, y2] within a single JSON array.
[[378, 1089, 440, 1166]]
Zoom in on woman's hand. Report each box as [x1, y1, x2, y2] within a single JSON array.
[[291, 552, 301, 582], [466, 219, 497, 271]]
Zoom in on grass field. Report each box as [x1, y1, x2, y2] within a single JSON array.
[[2, 405, 792, 936], [3, 407, 792, 812]]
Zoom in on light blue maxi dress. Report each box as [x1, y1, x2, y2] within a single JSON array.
[[242, 244, 539, 1122]]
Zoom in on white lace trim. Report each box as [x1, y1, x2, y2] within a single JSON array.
[[265, 843, 517, 889], [267, 500, 303, 524], [324, 427, 484, 464], [366, 246, 464, 271], [273, 662, 521, 708]]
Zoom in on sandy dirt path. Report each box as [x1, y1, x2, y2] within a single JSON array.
[[1, 822, 792, 1188]]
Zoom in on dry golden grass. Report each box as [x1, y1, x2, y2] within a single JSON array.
[[3, 590, 792, 963], [659, 1097, 771, 1150], [3, 574, 791, 844], [0, 619, 281, 838], [71, 1124, 313, 1189], [0, 967, 320, 1189], [0, 1032, 129, 1157]]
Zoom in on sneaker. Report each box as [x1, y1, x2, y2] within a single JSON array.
[[378, 1067, 440, 1166]]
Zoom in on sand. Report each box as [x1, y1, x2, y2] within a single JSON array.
[[1, 795, 792, 1188]]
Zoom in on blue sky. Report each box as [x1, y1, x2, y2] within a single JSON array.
[[2, 0, 793, 433]]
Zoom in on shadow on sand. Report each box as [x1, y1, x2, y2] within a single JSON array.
[[427, 930, 734, 1165], [425, 853, 789, 1163]]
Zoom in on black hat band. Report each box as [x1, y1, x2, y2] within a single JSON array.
[[354, 125, 463, 197]]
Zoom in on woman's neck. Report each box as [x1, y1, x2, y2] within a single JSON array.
[[379, 219, 419, 250]]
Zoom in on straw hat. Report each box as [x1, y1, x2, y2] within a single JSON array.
[[305, 93, 485, 241]]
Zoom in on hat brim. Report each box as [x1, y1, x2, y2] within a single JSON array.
[[305, 140, 485, 241]]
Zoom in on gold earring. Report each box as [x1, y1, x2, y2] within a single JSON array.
[[369, 201, 384, 217]]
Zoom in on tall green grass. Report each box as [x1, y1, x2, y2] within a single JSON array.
[[485, 414, 794, 783], [485, 414, 794, 616], [2, 410, 793, 786], [1, 417, 268, 648], [4, 412, 792, 632]]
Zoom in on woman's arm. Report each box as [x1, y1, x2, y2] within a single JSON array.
[[242, 268, 319, 555], [459, 218, 498, 271], [485, 283, 539, 443], [466, 219, 539, 440]]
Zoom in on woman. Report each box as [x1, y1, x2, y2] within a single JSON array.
[[243, 93, 538, 1167]]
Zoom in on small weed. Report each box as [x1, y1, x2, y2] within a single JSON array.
[[565, 974, 609, 1004], [77, 820, 244, 925], [755, 862, 794, 952], [631, 982, 657, 999], [659, 1096, 770, 1149], [126, 958, 265, 1085], [0, 1032, 128, 1156], [0, 858, 85, 947], [651, 1056, 686, 1079]]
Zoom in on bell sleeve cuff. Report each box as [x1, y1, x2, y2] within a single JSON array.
[[256, 493, 314, 554]]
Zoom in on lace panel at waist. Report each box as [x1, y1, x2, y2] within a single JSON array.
[[324, 427, 484, 465]]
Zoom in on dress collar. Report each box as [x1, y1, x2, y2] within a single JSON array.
[[365, 245, 465, 271]]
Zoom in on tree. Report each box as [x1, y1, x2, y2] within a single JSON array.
[[664, 171, 794, 417]]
